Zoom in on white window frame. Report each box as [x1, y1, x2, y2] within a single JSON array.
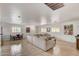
[[12, 26, 21, 33]]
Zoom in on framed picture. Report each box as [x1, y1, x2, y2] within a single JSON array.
[[26, 27, 30, 33], [47, 27, 51, 32], [64, 24, 73, 35]]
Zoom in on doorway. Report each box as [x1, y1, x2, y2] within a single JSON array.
[[0, 26, 3, 46]]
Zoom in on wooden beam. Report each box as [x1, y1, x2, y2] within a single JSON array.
[[45, 3, 64, 10]]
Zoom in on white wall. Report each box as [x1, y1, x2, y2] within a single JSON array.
[[36, 4, 79, 43], [53, 4, 79, 43], [1, 22, 23, 40], [1, 22, 37, 40], [36, 20, 79, 43], [56, 20, 79, 43], [22, 24, 37, 39], [1, 3, 79, 43]]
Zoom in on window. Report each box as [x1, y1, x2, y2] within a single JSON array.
[[41, 28, 46, 32], [12, 27, 21, 33], [52, 27, 60, 32]]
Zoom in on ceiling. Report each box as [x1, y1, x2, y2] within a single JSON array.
[[0, 3, 79, 25], [0, 3, 53, 25]]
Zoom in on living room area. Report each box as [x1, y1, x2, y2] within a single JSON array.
[[0, 3, 79, 56]]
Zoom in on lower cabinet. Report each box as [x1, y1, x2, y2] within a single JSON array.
[[27, 35, 56, 51]]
